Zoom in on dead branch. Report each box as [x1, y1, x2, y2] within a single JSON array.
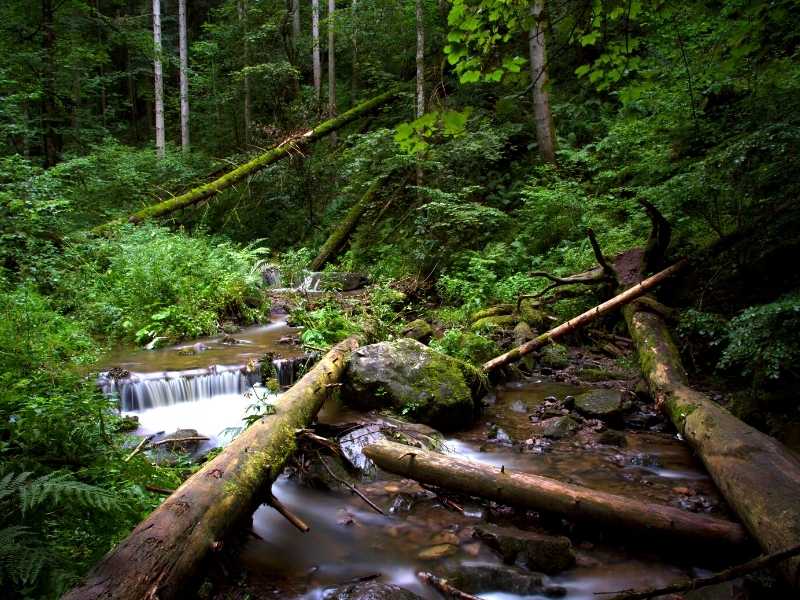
[[316, 451, 386, 515], [267, 494, 310, 533], [124, 435, 154, 462], [417, 572, 484, 600]]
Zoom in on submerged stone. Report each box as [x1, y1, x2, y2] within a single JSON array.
[[574, 389, 625, 419], [530, 415, 580, 439], [474, 524, 575, 574], [417, 543, 458, 560], [323, 582, 424, 600], [438, 563, 566, 596], [343, 338, 475, 431]]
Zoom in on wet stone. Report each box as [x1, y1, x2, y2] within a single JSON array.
[[417, 543, 458, 560], [439, 563, 567, 597], [597, 429, 627, 447], [529, 415, 580, 439], [474, 524, 575, 574], [323, 582, 424, 600], [574, 389, 625, 419]]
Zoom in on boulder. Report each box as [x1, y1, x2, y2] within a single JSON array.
[[323, 582, 424, 600], [519, 298, 548, 330], [513, 321, 534, 346], [469, 304, 515, 322], [438, 563, 567, 596], [321, 272, 370, 291], [474, 524, 575, 574], [471, 314, 517, 332], [539, 344, 569, 369], [343, 339, 475, 431], [530, 415, 580, 439], [400, 319, 433, 343], [574, 389, 625, 419]]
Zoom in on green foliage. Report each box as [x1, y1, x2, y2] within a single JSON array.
[[394, 109, 473, 154], [278, 247, 314, 287], [719, 293, 800, 383], [62, 225, 269, 345], [430, 329, 500, 366], [290, 300, 361, 350]]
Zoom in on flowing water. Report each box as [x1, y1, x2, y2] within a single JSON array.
[[100, 330, 734, 600]]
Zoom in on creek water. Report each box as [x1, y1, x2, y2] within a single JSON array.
[[99, 322, 730, 600]]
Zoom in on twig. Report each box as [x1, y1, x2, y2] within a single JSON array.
[[145, 485, 175, 495], [124, 434, 154, 462], [316, 451, 385, 515], [268, 494, 310, 533], [151, 436, 210, 447], [418, 572, 482, 600], [596, 543, 800, 600], [297, 429, 343, 456]]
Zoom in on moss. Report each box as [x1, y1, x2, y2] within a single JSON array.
[[469, 304, 515, 322], [471, 314, 517, 332], [540, 343, 569, 369]]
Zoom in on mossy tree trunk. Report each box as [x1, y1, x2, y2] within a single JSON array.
[[364, 440, 748, 548], [309, 176, 383, 271], [104, 89, 399, 228], [63, 338, 358, 600]]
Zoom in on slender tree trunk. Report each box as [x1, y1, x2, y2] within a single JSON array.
[[415, 0, 425, 186], [153, 0, 165, 158], [350, 0, 358, 102], [178, 0, 190, 151], [292, 0, 301, 48], [529, 0, 556, 164], [42, 0, 62, 167], [238, 0, 251, 144], [327, 0, 337, 143], [312, 0, 321, 103]]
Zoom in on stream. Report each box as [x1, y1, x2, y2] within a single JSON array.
[[100, 317, 733, 600]]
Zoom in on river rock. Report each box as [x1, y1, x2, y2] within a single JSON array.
[[574, 389, 625, 419], [513, 321, 534, 346], [400, 319, 433, 343], [539, 344, 569, 369], [474, 524, 575, 574], [529, 415, 580, 439], [519, 298, 548, 330], [417, 543, 458, 560], [470, 305, 515, 322], [323, 582, 424, 600], [471, 314, 517, 332], [343, 339, 475, 431], [438, 563, 566, 596]]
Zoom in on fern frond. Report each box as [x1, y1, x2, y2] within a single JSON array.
[[21, 472, 122, 515]]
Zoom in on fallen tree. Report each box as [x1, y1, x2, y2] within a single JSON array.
[[309, 176, 384, 271], [364, 440, 748, 548], [107, 89, 399, 227], [63, 337, 358, 600]]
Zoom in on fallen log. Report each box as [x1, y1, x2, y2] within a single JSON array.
[[482, 258, 687, 372], [624, 283, 800, 588], [363, 440, 748, 548], [309, 176, 384, 271], [104, 89, 399, 227], [64, 337, 358, 600]]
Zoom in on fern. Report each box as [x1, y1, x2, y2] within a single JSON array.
[[20, 472, 121, 515]]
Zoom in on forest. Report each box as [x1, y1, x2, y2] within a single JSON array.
[[1, 0, 799, 599]]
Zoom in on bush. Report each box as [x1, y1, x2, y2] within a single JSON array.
[[430, 329, 500, 366]]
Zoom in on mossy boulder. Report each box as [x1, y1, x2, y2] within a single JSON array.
[[399, 319, 433, 343], [474, 524, 575, 574], [530, 415, 579, 439], [539, 343, 569, 369], [513, 321, 534, 346], [470, 304, 515, 322], [574, 389, 625, 419], [471, 314, 517, 332], [518, 299, 548, 330], [343, 338, 475, 431]]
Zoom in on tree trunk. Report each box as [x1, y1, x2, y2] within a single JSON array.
[[482, 259, 687, 372], [529, 0, 556, 163], [350, 0, 358, 102], [238, 0, 251, 144], [312, 0, 321, 103], [364, 440, 748, 548], [292, 0, 301, 48], [309, 176, 382, 270], [327, 0, 337, 143], [104, 88, 398, 226], [178, 0, 190, 151], [415, 0, 425, 119], [153, 0, 165, 159], [64, 338, 358, 600], [621, 261, 800, 588], [41, 0, 62, 167]]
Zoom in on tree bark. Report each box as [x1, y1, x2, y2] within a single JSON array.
[[63, 338, 359, 600], [529, 0, 556, 163], [153, 0, 165, 159], [350, 0, 358, 101], [363, 440, 748, 548], [309, 176, 383, 270], [415, 0, 425, 187], [178, 0, 190, 151], [621, 264, 800, 588], [238, 0, 251, 144], [292, 0, 301, 48], [327, 0, 337, 143], [312, 0, 321, 103], [42, 0, 62, 167], [105, 88, 398, 226], [482, 259, 687, 372]]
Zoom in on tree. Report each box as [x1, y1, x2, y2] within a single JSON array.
[[178, 0, 190, 151], [312, 0, 321, 103], [292, 0, 301, 48], [416, 0, 425, 119], [41, 0, 62, 166], [328, 0, 337, 121], [238, 0, 251, 144], [152, 0, 165, 158], [529, 0, 556, 163]]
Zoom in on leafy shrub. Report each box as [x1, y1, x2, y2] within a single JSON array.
[[677, 309, 729, 371], [430, 329, 500, 366], [289, 300, 361, 350], [62, 225, 269, 345]]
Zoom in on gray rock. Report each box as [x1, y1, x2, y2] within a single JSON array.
[[400, 319, 433, 343], [597, 429, 627, 447], [513, 321, 534, 346], [323, 582, 424, 600], [574, 389, 625, 419], [321, 272, 370, 291], [343, 338, 475, 431], [474, 524, 575, 574], [530, 415, 580, 439], [439, 563, 566, 596], [540, 344, 569, 369]]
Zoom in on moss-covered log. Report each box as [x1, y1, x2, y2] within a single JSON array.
[[117, 90, 399, 226], [364, 440, 748, 548], [63, 337, 358, 600], [482, 259, 687, 372], [309, 176, 384, 271], [624, 303, 800, 589]]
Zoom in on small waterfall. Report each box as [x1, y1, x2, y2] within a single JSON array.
[[271, 354, 318, 388], [297, 272, 323, 292]]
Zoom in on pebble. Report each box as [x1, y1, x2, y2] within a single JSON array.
[[417, 544, 458, 560]]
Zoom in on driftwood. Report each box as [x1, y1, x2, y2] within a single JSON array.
[[123, 434, 154, 462], [598, 543, 800, 600], [363, 440, 748, 547], [64, 337, 358, 600], [309, 176, 384, 271], [418, 571, 482, 600], [482, 258, 687, 372], [267, 494, 310, 533], [100, 90, 399, 228]]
